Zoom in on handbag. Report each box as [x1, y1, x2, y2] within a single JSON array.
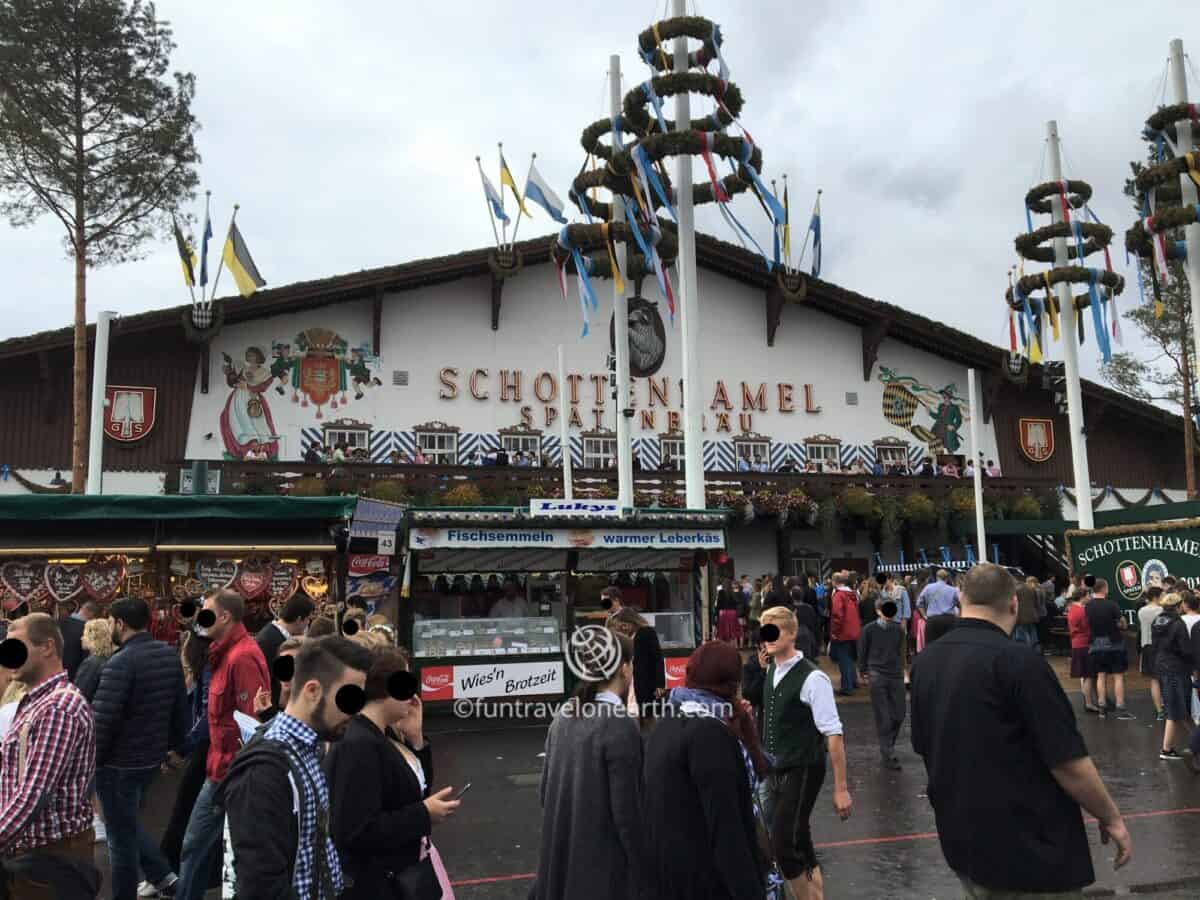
[[387, 854, 442, 900]]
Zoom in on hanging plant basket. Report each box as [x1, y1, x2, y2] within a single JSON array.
[[1010, 495, 1043, 520], [901, 492, 937, 528]]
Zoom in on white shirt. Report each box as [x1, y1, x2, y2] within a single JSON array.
[[1138, 604, 1162, 647], [0, 701, 17, 741], [772, 652, 843, 737], [1183, 613, 1200, 636], [595, 690, 623, 706]]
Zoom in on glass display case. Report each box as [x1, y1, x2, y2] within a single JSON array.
[[642, 610, 696, 650], [412, 616, 561, 659]]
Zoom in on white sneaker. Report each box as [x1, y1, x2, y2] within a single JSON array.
[[92, 817, 106, 843], [136, 881, 159, 898]]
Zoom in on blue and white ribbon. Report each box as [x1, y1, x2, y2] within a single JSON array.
[[1087, 269, 1112, 362], [710, 23, 730, 80], [642, 81, 669, 134], [633, 144, 677, 222], [738, 140, 786, 223]]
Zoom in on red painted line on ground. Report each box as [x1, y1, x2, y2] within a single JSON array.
[[448, 807, 1200, 887]]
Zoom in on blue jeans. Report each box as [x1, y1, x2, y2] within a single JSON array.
[[176, 779, 224, 900], [95, 765, 173, 900], [830, 640, 857, 692], [1013, 623, 1040, 650]]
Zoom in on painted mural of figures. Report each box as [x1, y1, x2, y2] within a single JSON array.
[[878, 367, 968, 455], [346, 346, 382, 399], [270, 342, 297, 396], [220, 347, 280, 459]]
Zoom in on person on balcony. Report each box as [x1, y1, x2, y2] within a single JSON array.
[[737, 453, 751, 473], [986, 459, 1002, 477], [941, 460, 960, 478], [963, 460, 976, 480]]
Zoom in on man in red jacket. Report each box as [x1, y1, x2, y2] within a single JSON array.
[[174, 589, 269, 900], [829, 572, 863, 696]]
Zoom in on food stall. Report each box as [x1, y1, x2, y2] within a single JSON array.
[[0, 495, 357, 634], [404, 502, 729, 706]]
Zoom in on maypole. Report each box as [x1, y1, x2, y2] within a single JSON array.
[[609, 54, 634, 512], [1005, 123, 1125, 531], [1125, 39, 1200, 495]]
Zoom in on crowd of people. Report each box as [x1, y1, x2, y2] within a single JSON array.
[[0, 561, 1179, 898]]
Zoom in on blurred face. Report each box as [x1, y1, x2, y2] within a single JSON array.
[[306, 666, 367, 742], [277, 648, 299, 707], [7, 618, 54, 684], [201, 595, 233, 642], [760, 620, 796, 658]]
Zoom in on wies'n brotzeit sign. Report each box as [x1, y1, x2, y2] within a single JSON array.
[[1066, 518, 1200, 608]]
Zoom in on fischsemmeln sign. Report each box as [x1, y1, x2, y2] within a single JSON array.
[[409, 526, 724, 551], [1065, 518, 1200, 607]]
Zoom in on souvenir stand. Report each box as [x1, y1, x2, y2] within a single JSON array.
[[0, 495, 356, 636], [404, 504, 729, 708]]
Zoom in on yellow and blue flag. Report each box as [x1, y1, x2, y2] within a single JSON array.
[[172, 215, 196, 287], [223, 221, 266, 297]]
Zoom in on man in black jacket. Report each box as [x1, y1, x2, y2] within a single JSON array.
[[60, 600, 99, 682], [256, 594, 315, 706], [219, 636, 372, 899], [92, 597, 189, 900]]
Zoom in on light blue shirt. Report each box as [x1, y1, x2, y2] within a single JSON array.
[[918, 580, 959, 617]]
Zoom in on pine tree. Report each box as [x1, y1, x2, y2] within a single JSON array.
[[0, 0, 200, 490]]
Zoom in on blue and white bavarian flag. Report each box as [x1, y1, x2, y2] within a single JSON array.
[[480, 170, 510, 223], [524, 161, 567, 224]]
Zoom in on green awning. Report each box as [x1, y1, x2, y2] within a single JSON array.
[[0, 495, 356, 522]]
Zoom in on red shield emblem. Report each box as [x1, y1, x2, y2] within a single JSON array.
[[299, 356, 341, 411], [104, 385, 156, 442], [1018, 417, 1054, 463], [1119, 565, 1138, 588]]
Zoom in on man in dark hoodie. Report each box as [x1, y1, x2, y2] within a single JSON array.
[[859, 599, 906, 770]]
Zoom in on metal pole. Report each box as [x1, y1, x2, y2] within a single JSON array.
[[967, 368, 987, 562], [610, 55, 634, 513], [673, 0, 704, 509], [557, 344, 573, 500], [1168, 40, 1200, 428], [85, 311, 117, 495], [1046, 121, 1095, 530]]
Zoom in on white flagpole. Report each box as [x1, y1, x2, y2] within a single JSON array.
[[558, 344, 573, 500], [86, 310, 117, 495], [509, 153, 535, 251], [1168, 40, 1200, 443], [610, 55, 634, 514], [498, 143, 508, 249], [967, 368, 987, 562], [475, 157, 502, 250], [209, 204, 239, 303]]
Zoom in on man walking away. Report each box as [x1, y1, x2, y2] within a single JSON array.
[[757, 606, 851, 900], [1085, 579, 1135, 720], [175, 590, 269, 900], [911, 563, 1132, 896], [859, 600, 906, 769], [60, 601, 99, 683], [0, 613, 98, 899], [1150, 593, 1194, 761], [828, 574, 862, 695], [92, 598, 189, 900], [219, 637, 372, 899], [917, 570, 960, 624], [1013, 581, 1041, 650], [1137, 587, 1165, 721], [256, 595, 315, 707]]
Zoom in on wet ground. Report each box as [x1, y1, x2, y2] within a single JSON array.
[[112, 675, 1200, 899]]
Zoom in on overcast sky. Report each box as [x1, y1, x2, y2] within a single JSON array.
[[0, 0, 1193, 387]]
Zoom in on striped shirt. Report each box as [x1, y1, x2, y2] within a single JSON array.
[[0, 671, 95, 853], [262, 712, 343, 897]]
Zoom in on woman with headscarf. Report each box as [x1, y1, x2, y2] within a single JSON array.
[[644, 640, 768, 899]]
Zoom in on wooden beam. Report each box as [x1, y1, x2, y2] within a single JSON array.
[[37, 350, 54, 425], [372, 287, 383, 356], [861, 318, 891, 382], [490, 273, 504, 331], [765, 284, 785, 347], [981, 371, 1004, 425], [199, 344, 210, 395]]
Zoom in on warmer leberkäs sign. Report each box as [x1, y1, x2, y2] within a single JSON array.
[[1067, 520, 1200, 607]]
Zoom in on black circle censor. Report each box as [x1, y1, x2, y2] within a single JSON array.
[[759, 624, 781, 643], [272, 655, 295, 683], [388, 670, 418, 701], [335, 684, 366, 716], [0, 639, 27, 669], [342, 619, 360, 636], [180, 601, 197, 618], [196, 609, 216, 628], [600, 597, 613, 611]]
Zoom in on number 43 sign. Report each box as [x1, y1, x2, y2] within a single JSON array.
[[377, 530, 396, 556]]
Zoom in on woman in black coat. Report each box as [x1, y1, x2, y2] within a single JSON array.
[[324, 647, 460, 899], [609, 608, 665, 720]]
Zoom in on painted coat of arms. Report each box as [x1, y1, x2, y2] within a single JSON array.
[[1018, 417, 1054, 463], [104, 385, 156, 442]]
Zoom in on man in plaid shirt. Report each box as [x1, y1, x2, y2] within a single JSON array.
[[0, 613, 96, 899]]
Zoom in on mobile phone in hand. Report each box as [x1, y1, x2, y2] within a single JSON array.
[[452, 782, 472, 801]]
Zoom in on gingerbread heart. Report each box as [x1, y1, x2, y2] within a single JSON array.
[[301, 575, 329, 601], [184, 578, 204, 598], [2, 561, 46, 601], [45, 564, 82, 603], [269, 564, 300, 615], [195, 559, 237, 592], [80, 557, 125, 603], [234, 563, 272, 600]]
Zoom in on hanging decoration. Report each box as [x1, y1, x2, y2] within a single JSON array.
[[1005, 179, 1124, 363]]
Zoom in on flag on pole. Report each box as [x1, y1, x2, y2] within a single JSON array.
[[223, 222, 266, 297], [808, 195, 822, 277], [524, 161, 567, 223], [480, 170, 509, 223], [198, 203, 213, 287], [172, 216, 196, 287], [500, 153, 529, 215], [782, 183, 791, 260]]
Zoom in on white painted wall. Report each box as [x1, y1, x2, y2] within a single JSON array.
[[183, 261, 1002, 468]]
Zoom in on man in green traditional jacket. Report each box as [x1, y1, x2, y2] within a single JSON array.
[[756, 606, 853, 900], [929, 387, 963, 453]]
